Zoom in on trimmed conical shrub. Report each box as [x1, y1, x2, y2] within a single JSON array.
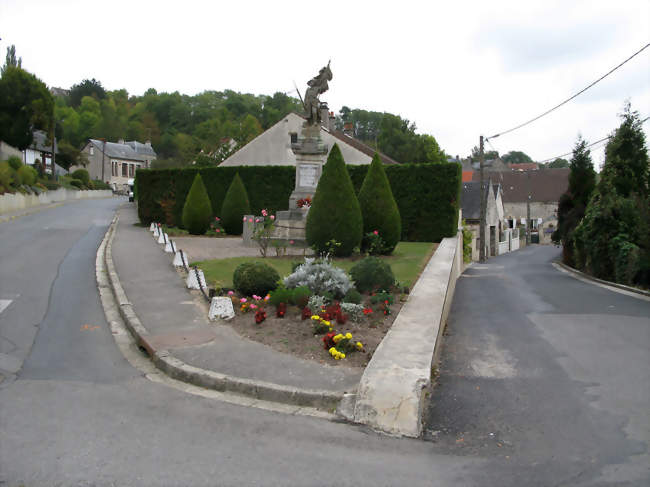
[[358, 153, 401, 254], [306, 144, 363, 257], [221, 173, 251, 235], [182, 173, 213, 235]]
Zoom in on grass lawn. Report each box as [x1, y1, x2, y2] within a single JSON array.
[[193, 241, 437, 291]]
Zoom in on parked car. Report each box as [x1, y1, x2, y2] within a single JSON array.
[[127, 178, 135, 202]]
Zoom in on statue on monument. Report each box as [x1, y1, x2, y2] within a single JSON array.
[[303, 61, 332, 126]]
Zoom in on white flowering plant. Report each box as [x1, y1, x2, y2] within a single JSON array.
[[283, 257, 352, 298]]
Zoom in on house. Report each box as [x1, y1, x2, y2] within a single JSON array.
[[219, 111, 399, 167], [509, 162, 539, 171], [461, 180, 507, 260], [22, 130, 65, 174], [474, 168, 570, 244], [75, 138, 156, 191]]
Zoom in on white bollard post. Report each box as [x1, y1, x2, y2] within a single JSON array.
[[157, 232, 168, 245], [186, 268, 207, 290], [173, 250, 188, 268], [164, 239, 175, 253], [149, 222, 156, 232], [153, 226, 160, 237]]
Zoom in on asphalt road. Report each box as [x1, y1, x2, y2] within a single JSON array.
[[424, 244, 650, 486], [1, 201, 648, 486]]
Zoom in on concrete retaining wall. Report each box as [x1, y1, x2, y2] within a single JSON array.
[[0, 188, 113, 214], [351, 232, 463, 437]]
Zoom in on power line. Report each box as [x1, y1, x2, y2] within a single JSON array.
[[536, 116, 649, 163], [487, 42, 650, 141]]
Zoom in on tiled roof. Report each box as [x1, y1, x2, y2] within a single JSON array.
[[125, 140, 156, 157], [462, 171, 474, 182], [509, 162, 539, 171], [473, 168, 569, 203], [29, 130, 57, 153], [328, 129, 400, 165], [89, 139, 153, 162]]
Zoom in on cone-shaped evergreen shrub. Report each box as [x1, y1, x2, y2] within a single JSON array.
[[306, 144, 362, 257], [221, 173, 251, 235], [182, 173, 213, 235], [358, 153, 401, 254]]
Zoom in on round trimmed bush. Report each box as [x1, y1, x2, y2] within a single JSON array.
[[306, 144, 362, 257], [221, 173, 251, 235], [233, 262, 280, 297], [349, 257, 395, 293], [7, 156, 22, 171], [182, 173, 213, 235], [17, 165, 37, 186], [358, 153, 401, 254], [71, 168, 90, 187], [70, 179, 84, 189], [343, 288, 362, 304]]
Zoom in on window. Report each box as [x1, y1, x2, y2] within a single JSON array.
[[129, 164, 135, 177], [290, 132, 298, 144], [89, 146, 94, 156], [121, 163, 128, 177]]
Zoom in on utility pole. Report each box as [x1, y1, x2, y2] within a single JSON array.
[[479, 135, 486, 262], [526, 169, 531, 245], [50, 117, 56, 179]]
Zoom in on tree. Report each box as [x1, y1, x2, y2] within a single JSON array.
[[69, 78, 106, 108], [56, 140, 89, 171], [547, 158, 569, 168], [600, 101, 649, 198], [1, 45, 22, 75], [306, 143, 363, 257], [502, 151, 533, 165], [0, 67, 53, 150], [182, 173, 213, 235], [470, 146, 499, 161], [552, 136, 596, 265], [357, 153, 401, 254], [574, 102, 650, 286], [221, 173, 251, 235]]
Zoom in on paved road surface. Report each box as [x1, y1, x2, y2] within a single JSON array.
[[1, 200, 647, 486], [425, 244, 650, 486]]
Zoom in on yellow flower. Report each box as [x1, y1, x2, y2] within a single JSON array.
[[356, 342, 363, 350], [345, 333, 352, 340], [334, 355, 340, 360], [323, 320, 331, 326], [333, 336, 341, 344], [311, 315, 320, 320], [340, 353, 346, 359]]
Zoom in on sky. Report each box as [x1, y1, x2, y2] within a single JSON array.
[[1, 0, 649, 169]]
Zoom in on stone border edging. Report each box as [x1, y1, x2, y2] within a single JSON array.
[[346, 233, 463, 437], [101, 214, 343, 410], [554, 261, 650, 298]]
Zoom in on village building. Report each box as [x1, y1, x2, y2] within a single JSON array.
[[75, 138, 156, 191], [461, 180, 507, 260], [219, 110, 399, 167]]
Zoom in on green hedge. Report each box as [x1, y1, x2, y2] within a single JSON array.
[[136, 163, 460, 242]]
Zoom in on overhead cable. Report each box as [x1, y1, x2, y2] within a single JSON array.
[[487, 42, 650, 141]]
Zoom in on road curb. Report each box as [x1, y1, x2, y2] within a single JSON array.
[[100, 213, 343, 411], [554, 261, 650, 299]]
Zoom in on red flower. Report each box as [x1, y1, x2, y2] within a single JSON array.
[[301, 307, 312, 320], [322, 332, 336, 349], [276, 302, 287, 318], [255, 310, 267, 324], [363, 308, 373, 315]]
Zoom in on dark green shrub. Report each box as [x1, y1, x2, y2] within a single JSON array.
[[134, 162, 460, 242], [0, 161, 17, 190], [350, 257, 395, 293], [71, 168, 90, 186], [7, 156, 22, 171], [233, 262, 280, 297], [290, 286, 312, 308], [70, 179, 84, 189], [41, 179, 61, 190], [342, 288, 362, 304], [17, 165, 37, 186], [91, 179, 111, 190], [306, 144, 362, 256], [221, 173, 250, 235], [370, 290, 394, 305], [182, 173, 213, 235], [268, 286, 292, 306], [358, 153, 401, 254]]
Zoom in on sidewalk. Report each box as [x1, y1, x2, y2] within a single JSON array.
[[109, 206, 362, 409]]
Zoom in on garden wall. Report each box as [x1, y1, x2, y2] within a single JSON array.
[[136, 163, 461, 242], [0, 188, 113, 214]]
